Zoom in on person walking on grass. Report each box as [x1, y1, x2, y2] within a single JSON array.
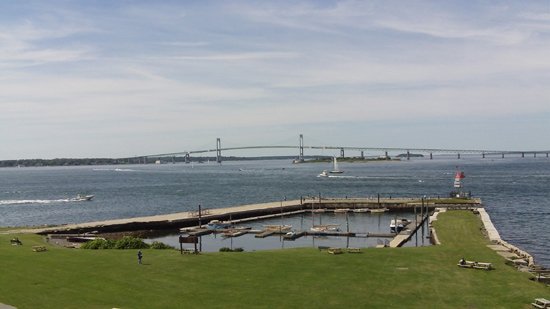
[[137, 250, 143, 264]]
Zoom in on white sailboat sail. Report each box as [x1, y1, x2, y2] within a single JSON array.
[[330, 157, 343, 174]]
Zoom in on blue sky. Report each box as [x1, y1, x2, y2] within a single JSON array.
[[1, 1, 550, 159]]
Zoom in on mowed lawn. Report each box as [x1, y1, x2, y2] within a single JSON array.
[[0, 211, 548, 308]]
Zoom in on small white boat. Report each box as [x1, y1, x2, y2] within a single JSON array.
[[263, 224, 292, 232], [74, 194, 94, 201], [370, 208, 389, 213], [353, 208, 370, 213], [206, 220, 231, 230], [333, 208, 350, 213], [390, 218, 411, 233], [317, 170, 329, 177], [310, 224, 340, 232]]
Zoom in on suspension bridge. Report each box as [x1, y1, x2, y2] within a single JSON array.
[[128, 134, 550, 163]]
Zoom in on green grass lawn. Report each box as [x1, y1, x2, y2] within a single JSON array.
[[0, 211, 548, 308]]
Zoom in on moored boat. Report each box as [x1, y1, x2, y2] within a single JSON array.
[[333, 208, 350, 213], [206, 220, 231, 230], [310, 224, 340, 232], [390, 218, 411, 233], [264, 224, 292, 232], [370, 208, 389, 213]]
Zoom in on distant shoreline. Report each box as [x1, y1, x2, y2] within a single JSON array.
[[0, 155, 404, 168]]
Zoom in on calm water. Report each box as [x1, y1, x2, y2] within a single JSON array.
[[1, 157, 548, 266], [151, 210, 431, 252]]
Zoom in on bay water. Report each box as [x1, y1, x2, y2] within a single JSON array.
[[1, 157, 548, 266]]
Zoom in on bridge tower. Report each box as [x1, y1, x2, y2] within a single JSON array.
[[216, 138, 222, 163], [340, 148, 345, 158], [185, 152, 190, 164], [299, 134, 304, 161]]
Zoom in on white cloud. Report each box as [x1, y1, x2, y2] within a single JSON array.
[[2, 1, 550, 158]]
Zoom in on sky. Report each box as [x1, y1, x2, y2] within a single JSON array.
[[1, 0, 550, 159]]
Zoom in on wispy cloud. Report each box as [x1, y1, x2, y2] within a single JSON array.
[[2, 0, 550, 158]]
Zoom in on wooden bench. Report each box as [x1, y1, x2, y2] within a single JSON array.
[[457, 260, 493, 270], [32, 245, 47, 252], [473, 262, 493, 270], [10, 238, 22, 245], [457, 260, 476, 268], [327, 248, 343, 255], [347, 248, 362, 253], [532, 298, 550, 308]]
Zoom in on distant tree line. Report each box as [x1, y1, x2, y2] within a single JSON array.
[[0, 155, 325, 168]]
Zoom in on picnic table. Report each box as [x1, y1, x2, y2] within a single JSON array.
[[532, 298, 550, 308]]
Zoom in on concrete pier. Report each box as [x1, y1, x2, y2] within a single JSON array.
[[19, 197, 481, 235]]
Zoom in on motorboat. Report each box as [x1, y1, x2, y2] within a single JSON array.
[[310, 224, 340, 232], [263, 224, 292, 232], [333, 208, 350, 213], [317, 170, 328, 177], [74, 194, 94, 201], [370, 208, 389, 213], [206, 220, 231, 230], [390, 218, 411, 233]]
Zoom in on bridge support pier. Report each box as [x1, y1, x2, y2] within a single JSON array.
[[340, 148, 345, 158], [185, 153, 190, 164], [385, 151, 388, 159], [502, 153, 505, 159], [457, 153, 461, 159], [429, 152, 433, 160], [406, 150, 410, 160], [299, 134, 304, 161], [216, 138, 222, 163], [547, 153, 549, 158], [482, 153, 485, 159], [522, 152, 525, 158], [534, 153, 537, 158], [360, 151, 364, 159]]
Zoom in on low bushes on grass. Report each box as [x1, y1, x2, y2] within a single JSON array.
[[81, 236, 169, 250], [219, 247, 244, 252], [149, 241, 174, 249]]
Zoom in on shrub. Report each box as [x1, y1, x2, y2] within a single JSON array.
[[219, 247, 244, 252], [114, 236, 150, 249], [80, 238, 115, 249], [150, 241, 174, 249]]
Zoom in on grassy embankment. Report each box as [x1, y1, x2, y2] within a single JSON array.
[[0, 211, 548, 308]]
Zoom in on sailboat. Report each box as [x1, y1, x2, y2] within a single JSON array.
[[329, 157, 343, 174]]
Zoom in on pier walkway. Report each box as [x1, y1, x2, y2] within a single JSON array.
[[389, 215, 430, 247], [12, 197, 481, 235]]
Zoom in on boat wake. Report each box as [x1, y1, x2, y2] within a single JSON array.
[[93, 168, 136, 172], [0, 199, 72, 205], [0, 196, 93, 206]]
